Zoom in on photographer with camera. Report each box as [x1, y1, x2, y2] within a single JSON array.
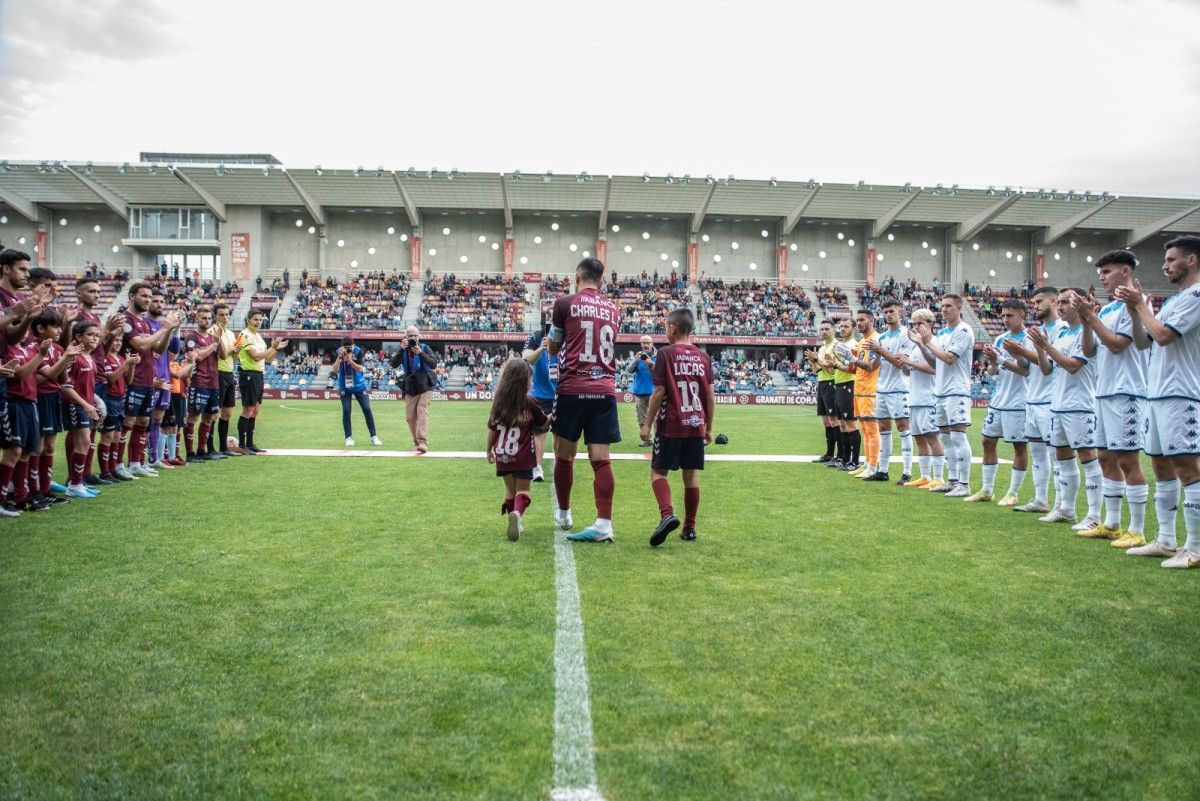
[[625, 334, 657, 446], [390, 325, 439, 454], [336, 336, 382, 447]]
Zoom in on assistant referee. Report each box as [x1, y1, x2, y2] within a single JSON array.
[[235, 309, 288, 454]]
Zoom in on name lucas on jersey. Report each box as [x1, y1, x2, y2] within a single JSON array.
[[569, 301, 616, 322], [672, 356, 707, 377]]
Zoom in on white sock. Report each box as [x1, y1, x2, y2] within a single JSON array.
[[165, 433, 178, 462], [931, 454, 945, 480], [1082, 459, 1102, 520], [593, 517, 613, 534], [1154, 479, 1179, 548], [1183, 481, 1200, 553], [1057, 458, 1080, 515], [939, 433, 954, 483], [1102, 477, 1125, 529], [982, 462, 998, 493], [900, 431, 913, 475], [1126, 483, 1148, 536], [951, 431, 972, 487], [1008, 468, 1027, 497], [1031, 441, 1051, 505], [879, 431, 893, 474], [918, 453, 930, 479]]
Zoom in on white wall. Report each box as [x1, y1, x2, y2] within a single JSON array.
[[786, 221, 869, 285], [513, 213, 597, 275], [605, 216, 687, 278], [421, 211, 507, 276], [324, 210, 412, 278], [696, 219, 777, 281], [264, 209, 320, 278]]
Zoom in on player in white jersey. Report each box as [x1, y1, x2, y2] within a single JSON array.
[[1002, 286, 1063, 513], [967, 298, 1030, 505], [911, 294, 975, 496], [861, 299, 915, 483], [1071, 250, 1150, 547], [1118, 234, 1200, 568], [902, 308, 945, 488], [1028, 288, 1101, 528]]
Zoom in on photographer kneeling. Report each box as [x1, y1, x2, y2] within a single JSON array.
[[336, 336, 381, 447], [391, 325, 439, 454]]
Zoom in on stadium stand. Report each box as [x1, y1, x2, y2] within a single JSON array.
[[700, 279, 826, 336], [418, 275, 525, 332], [144, 276, 243, 324], [292, 272, 411, 330], [50, 275, 127, 308]]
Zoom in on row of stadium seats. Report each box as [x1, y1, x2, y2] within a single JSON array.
[[417, 275, 525, 332], [292, 273, 412, 330]]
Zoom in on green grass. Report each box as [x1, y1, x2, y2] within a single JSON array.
[[3, 402, 1198, 800]]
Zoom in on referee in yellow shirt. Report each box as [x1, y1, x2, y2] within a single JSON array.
[[210, 303, 239, 456], [235, 309, 288, 454], [805, 319, 840, 462]]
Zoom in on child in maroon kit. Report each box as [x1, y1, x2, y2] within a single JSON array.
[[1, 318, 53, 513], [33, 310, 83, 505], [97, 334, 140, 482], [60, 321, 104, 497], [486, 358, 549, 542], [640, 307, 716, 547]]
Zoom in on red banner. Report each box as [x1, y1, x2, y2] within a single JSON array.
[[36, 230, 47, 267], [1035, 252, 1045, 287], [230, 233, 250, 280], [687, 241, 698, 284], [866, 247, 877, 288], [410, 235, 422, 279], [503, 237, 515, 279], [595, 239, 607, 265], [522, 272, 543, 282], [776, 243, 788, 283]]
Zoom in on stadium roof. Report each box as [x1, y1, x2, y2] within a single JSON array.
[[1, 160, 1197, 243]]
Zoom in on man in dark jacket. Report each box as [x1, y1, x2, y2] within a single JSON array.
[[391, 325, 439, 453]]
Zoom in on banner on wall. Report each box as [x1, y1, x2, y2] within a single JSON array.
[[596, 239, 607, 265], [503, 237, 515, 278], [687, 241, 699, 284], [776, 243, 788, 283], [230, 233, 250, 280], [36, 230, 47, 267], [1035, 252, 1045, 287], [866, 247, 877, 287], [410, 235, 422, 278]]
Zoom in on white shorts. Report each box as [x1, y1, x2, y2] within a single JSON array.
[[983, 408, 1026, 443], [935, 396, 971, 428], [1145, 398, 1200, 458], [1095, 394, 1146, 453], [1051, 410, 1097, 450], [909, 406, 938, 436], [1024, 403, 1053, 443], [876, 392, 909, 420]]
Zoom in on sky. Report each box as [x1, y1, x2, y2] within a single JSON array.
[[1, 0, 1197, 197]]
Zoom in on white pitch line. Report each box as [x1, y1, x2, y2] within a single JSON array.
[[551, 525, 605, 801], [263, 449, 1010, 465]]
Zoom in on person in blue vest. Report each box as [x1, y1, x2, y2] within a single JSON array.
[[335, 336, 381, 447], [625, 334, 657, 446], [522, 315, 559, 482]]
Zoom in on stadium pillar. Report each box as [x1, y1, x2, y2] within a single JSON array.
[[503, 230, 515, 278], [316, 225, 328, 274], [776, 239, 788, 283], [595, 233, 607, 265], [409, 231, 422, 279], [948, 240, 965, 292], [687, 234, 699, 284], [865, 239, 877, 288]]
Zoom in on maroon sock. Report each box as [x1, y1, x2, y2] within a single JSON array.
[[554, 458, 574, 510], [70, 451, 87, 485], [97, 444, 109, 475], [197, 423, 211, 455], [27, 454, 40, 495], [13, 459, 30, 502], [514, 492, 531, 515], [591, 459, 614, 519], [501, 498, 513, 515], [0, 462, 12, 498], [132, 425, 149, 464], [683, 487, 700, 531], [652, 477, 674, 518], [109, 443, 121, 474], [41, 453, 53, 493]]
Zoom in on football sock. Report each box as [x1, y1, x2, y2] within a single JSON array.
[[1126, 482, 1149, 535], [1182, 481, 1200, 553], [918, 453, 931, 479], [1008, 467, 1027, 497], [247, 418, 257, 448], [652, 477, 674, 517], [684, 486, 700, 531], [237, 417, 248, 448], [554, 457, 574, 511], [184, 420, 196, 456], [931, 454, 944, 481], [837, 430, 849, 463], [117, 431, 129, 467], [27, 454, 40, 496], [591, 459, 614, 519], [981, 462, 998, 493], [97, 443, 110, 474], [939, 432, 953, 481], [148, 422, 161, 463], [13, 459, 29, 502], [824, 426, 838, 458], [1057, 458, 1080, 515], [1082, 459, 1102, 520], [513, 492, 531, 515], [40, 453, 54, 494], [0, 463, 12, 499], [878, 430, 893, 474], [218, 418, 230, 450], [165, 433, 178, 462], [500, 498, 513, 515], [862, 420, 880, 468], [1155, 479, 1179, 547], [899, 431, 913, 475], [69, 451, 86, 486], [197, 423, 211, 455], [849, 430, 862, 466], [1030, 441, 1050, 504], [950, 431, 971, 486], [1102, 477, 1125, 529]]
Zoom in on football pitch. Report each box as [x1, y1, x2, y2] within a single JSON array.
[[3, 401, 1199, 801]]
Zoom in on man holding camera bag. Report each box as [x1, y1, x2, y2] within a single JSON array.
[[391, 325, 439, 454], [336, 336, 382, 447], [626, 335, 657, 446]]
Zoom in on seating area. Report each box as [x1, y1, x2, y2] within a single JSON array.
[[700, 279, 819, 336], [144, 276, 243, 325], [418, 275, 525, 332], [711, 356, 779, 394], [49, 275, 127, 308], [292, 273, 411, 330], [263, 352, 323, 390], [443, 344, 513, 391], [607, 274, 692, 334]]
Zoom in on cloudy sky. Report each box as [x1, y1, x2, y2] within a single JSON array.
[[1, 0, 1197, 196]]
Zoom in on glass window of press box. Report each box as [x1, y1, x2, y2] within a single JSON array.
[[129, 208, 218, 240]]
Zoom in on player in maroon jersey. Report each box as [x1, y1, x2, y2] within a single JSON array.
[[183, 306, 224, 461], [486, 358, 549, 542], [120, 282, 183, 477], [33, 310, 82, 505], [98, 334, 139, 482], [61, 321, 104, 497], [640, 308, 716, 547], [547, 257, 622, 542], [62, 276, 124, 486]]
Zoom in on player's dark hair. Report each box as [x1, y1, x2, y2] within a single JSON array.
[[247, 309, 263, 320], [128, 281, 152, 297], [1061, 286, 1089, 298], [196, 304, 212, 317], [820, 318, 834, 327], [28, 267, 56, 285], [667, 307, 694, 335], [31, 308, 63, 331], [1000, 298, 1027, 313], [881, 299, 902, 310], [1033, 285, 1058, 297], [1095, 249, 1138, 270], [150, 287, 165, 297], [1165, 234, 1200, 261], [489, 358, 533, 429], [213, 302, 229, 314], [941, 293, 963, 306], [855, 308, 873, 318], [72, 320, 99, 340], [75, 276, 99, 290], [575, 257, 605, 285], [0, 249, 31, 270]]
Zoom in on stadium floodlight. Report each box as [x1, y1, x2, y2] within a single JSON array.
[[442, 227, 451, 235], [801, 263, 809, 272], [400, 234, 408, 242], [16, 237, 25, 244], [761, 229, 769, 238], [731, 241, 739, 250], [1016, 254, 1023, 262], [660, 252, 668, 261], [534, 236, 543, 244], [428, 248, 437, 256], [460, 255, 469, 263], [989, 269, 996, 277], [387, 226, 396, 235], [848, 239, 855, 247], [520, 256, 529, 264], [447, 168, 457, 180], [672, 260, 679, 268], [972, 242, 980, 251], [921, 240, 929, 249], [837, 232, 845, 241], [295, 219, 303, 227], [749, 262, 758, 271], [768, 177, 777, 187], [351, 259, 359, 268], [624, 245, 633, 254], [1005, 251, 1013, 259], [929, 248, 937, 256], [887, 232, 895, 241], [790, 243, 797, 252], [308, 226, 316, 234], [819, 250, 826, 258], [681, 175, 691, 185], [111, 245, 119, 253], [570, 243, 578, 252], [0, 215, 6, 224], [642, 173, 650, 183], [543, 171, 553, 183], [73, 237, 82, 245], [492, 242, 499, 250], [713, 254, 721, 263], [1069, 240, 1077, 248], [551, 222, 560, 231], [1054, 253, 1061, 260], [368, 247, 376, 255], [337, 239, 345, 247], [354, 167, 363, 177], [704, 175, 714, 185], [1086, 255, 1094, 263], [877, 253, 884, 261], [314, 165, 322, 175], [1044, 271, 1050, 279], [903, 260, 911, 268], [93, 224, 101, 233], [59, 218, 68, 226], [642, 231, 650, 240], [610, 224, 620, 233], [701, 234, 709, 242]]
